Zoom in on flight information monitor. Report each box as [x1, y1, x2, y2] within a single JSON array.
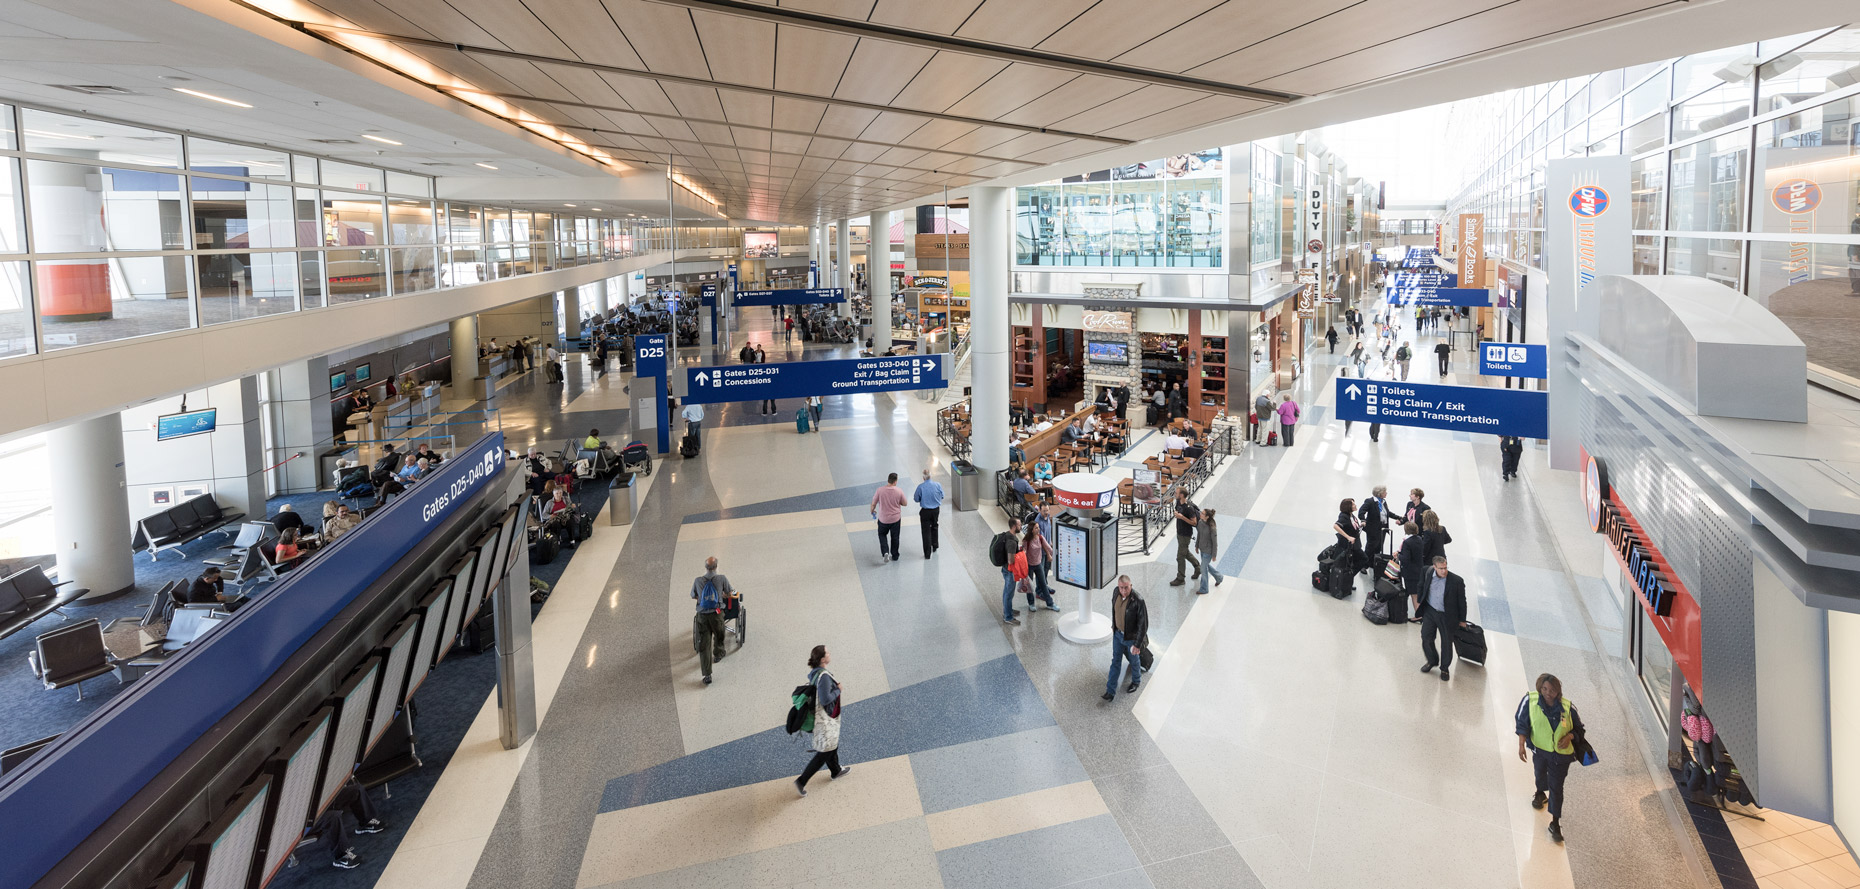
[[365, 616, 419, 757], [315, 658, 380, 816], [405, 579, 452, 698], [434, 548, 480, 667], [258, 709, 331, 887], [189, 774, 271, 889], [462, 524, 504, 630]]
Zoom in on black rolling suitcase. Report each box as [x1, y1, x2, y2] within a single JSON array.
[[680, 433, 700, 458], [1454, 622, 1488, 665]]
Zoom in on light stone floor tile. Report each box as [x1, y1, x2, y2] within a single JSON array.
[[908, 725, 1087, 814], [587, 816, 943, 889], [925, 780, 1109, 851], [934, 813, 1146, 889], [576, 754, 923, 888], [1143, 844, 1267, 889], [702, 421, 840, 509], [668, 517, 891, 754]]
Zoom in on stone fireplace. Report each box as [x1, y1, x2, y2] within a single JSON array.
[[1081, 284, 1141, 412]]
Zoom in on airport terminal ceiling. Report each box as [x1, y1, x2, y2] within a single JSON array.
[[0, 0, 1800, 224]]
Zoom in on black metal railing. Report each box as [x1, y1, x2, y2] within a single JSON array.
[[936, 400, 971, 461]]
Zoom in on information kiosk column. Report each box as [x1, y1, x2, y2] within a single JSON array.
[[1050, 473, 1119, 644]]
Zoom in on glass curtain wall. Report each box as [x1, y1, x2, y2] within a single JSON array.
[[1443, 26, 1860, 378], [1013, 150, 1226, 268], [0, 102, 668, 360]]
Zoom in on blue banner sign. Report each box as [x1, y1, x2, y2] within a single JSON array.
[[732, 287, 845, 307], [635, 333, 668, 378], [1391, 272, 1456, 287], [1385, 286, 1491, 307], [699, 284, 717, 307], [684, 354, 943, 405], [1334, 378, 1546, 438], [0, 432, 506, 889], [1477, 341, 1548, 379]]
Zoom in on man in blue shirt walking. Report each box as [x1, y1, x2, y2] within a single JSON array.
[[913, 468, 945, 559]]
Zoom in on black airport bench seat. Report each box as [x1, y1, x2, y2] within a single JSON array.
[[0, 564, 90, 642], [130, 494, 247, 561]]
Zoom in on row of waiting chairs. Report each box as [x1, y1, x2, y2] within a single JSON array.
[[0, 564, 88, 642], [130, 494, 245, 561]]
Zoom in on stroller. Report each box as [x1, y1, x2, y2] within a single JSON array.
[[619, 441, 653, 476]]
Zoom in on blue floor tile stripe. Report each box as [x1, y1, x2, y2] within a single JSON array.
[[1216, 519, 1267, 577], [598, 653, 1052, 812], [681, 483, 879, 524]]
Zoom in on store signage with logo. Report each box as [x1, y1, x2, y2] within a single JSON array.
[[1082, 310, 1132, 333], [1305, 187, 1325, 304], [1585, 446, 1703, 693], [1582, 451, 1609, 532], [1457, 213, 1484, 286], [1772, 177, 1821, 286]]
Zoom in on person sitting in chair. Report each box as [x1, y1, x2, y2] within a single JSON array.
[[271, 503, 311, 535], [324, 504, 362, 541], [1033, 457, 1056, 482], [414, 443, 444, 466]]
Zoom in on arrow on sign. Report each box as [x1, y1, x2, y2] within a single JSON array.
[[694, 371, 711, 386], [1345, 384, 1362, 400]]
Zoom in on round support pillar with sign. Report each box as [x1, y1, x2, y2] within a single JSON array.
[[1050, 472, 1118, 644]]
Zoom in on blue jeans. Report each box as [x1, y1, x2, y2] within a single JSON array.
[[1000, 568, 1017, 621], [1196, 560, 1225, 594], [1107, 630, 1141, 694]]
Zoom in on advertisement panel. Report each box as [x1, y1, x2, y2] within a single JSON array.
[[1458, 213, 1484, 286]]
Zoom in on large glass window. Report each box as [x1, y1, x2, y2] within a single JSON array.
[[1011, 152, 1224, 269], [1665, 236, 1743, 289], [192, 176, 296, 249], [0, 261, 31, 359], [1672, 78, 1751, 141], [1251, 146, 1282, 266], [320, 160, 384, 193], [0, 158, 23, 253], [322, 196, 384, 247], [1625, 68, 1669, 122], [1668, 132, 1748, 233], [1754, 96, 1859, 237], [325, 248, 385, 303], [387, 200, 437, 244], [196, 252, 296, 325], [188, 138, 291, 181], [1632, 153, 1666, 230], [35, 255, 192, 350], [28, 161, 186, 252], [1672, 45, 1756, 102], [21, 110, 181, 169]]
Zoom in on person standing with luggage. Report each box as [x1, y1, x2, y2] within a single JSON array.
[[1421, 510, 1453, 565], [1402, 488, 1432, 527], [1517, 673, 1585, 843], [1254, 392, 1275, 445], [794, 645, 850, 795], [692, 557, 735, 686], [1103, 575, 1149, 701], [1419, 557, 1468, 681], [1169, 488, 1201, 587], [1195, 509, 1225, 594], [1334, 498, 1362, 563], [1277, 394, 1301, 447], [544, 343, 562, 383], [1399, 522, 1429, 623], [682, 400, 704, 447], [992, 518, 1023, 625], [912, 469, 943, 559], [1500, 435, 1523, 481], [1358, 486, 1391, 562], [755, 346, 777, 415]]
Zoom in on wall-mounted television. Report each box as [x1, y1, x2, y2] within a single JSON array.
[[156, 408, 218, 441], [1087, 341, 1129, 365], [742, 231, 778, 258], [330, 370, 347, 391], [354, 363, 371, 383]]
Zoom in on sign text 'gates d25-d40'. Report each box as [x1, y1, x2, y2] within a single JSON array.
[[1334, 378, 1547, 439], [683, 354, 944, 405]]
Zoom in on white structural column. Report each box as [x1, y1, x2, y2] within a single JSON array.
[[870, 209, 892, 351], [969, 187, 1010, 486], [562, 288, 581, 340], [49, 413, 135, 597], [591, 279, 610, 316], [836, 219, 853, 319], [451, 314, 479, 395], [274, 358, 335, 494]]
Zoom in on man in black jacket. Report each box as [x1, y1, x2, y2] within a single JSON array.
[[1104, 575, 1149, 700], [1358, 486, 1391, 562], [1419, 557, 1469, 681]]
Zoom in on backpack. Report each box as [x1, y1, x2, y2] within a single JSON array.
[[989, 532, 1015, 567], [697, 576, 723, 612], [785, 684, 817, 734], [1397, 345, 1411, 361]]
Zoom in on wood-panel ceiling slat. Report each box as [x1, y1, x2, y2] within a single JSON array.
[[867, 0, 983, 35], [831, 38, 935, 105], [954, 0, 1098, 48], [1035, 0, 1226, 62], [997, 74, 1143, 129], [604, 0, 713, 80], [940, 63, 1076, 121], [771, 22, 858, 96], [1187, 0, 1470, 86], [1112, 0, 1357, 74], [690, 8, 777, 88], [887, 53, 1009, 115]]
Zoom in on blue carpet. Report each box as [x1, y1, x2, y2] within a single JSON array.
[[599, 653, 1053, 812]]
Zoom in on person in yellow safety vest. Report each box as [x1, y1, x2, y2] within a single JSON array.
[[1516, 672, 1585, 844]]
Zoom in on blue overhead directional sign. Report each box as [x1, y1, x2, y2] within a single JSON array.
[[1334, 378, 1546, 439], [1386, 286, 1490, 307], [684, 354, 944, 404], [1477, 341, 1547, 379], [732, 287, 845, 306]]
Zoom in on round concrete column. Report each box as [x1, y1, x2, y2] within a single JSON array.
[[969, 186, 1010, 485], [451, 314, 479, 394], [870, 209, 892, 352], [50, 413, 135, 597], [836, 219, 853, 319]]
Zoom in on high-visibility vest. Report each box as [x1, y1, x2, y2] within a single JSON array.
[[1527, 692, 1576, 755]]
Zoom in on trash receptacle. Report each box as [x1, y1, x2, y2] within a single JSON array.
[[950, 460, 979, 512], [608, 474, 637, 526]]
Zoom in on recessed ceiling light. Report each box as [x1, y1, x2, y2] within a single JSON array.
[[361, 134, 402, 146], [23, 129, 95, 141], [171, 87, 251, 108], [564, 203, 576, 207], [474, 162, 498, 170]]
